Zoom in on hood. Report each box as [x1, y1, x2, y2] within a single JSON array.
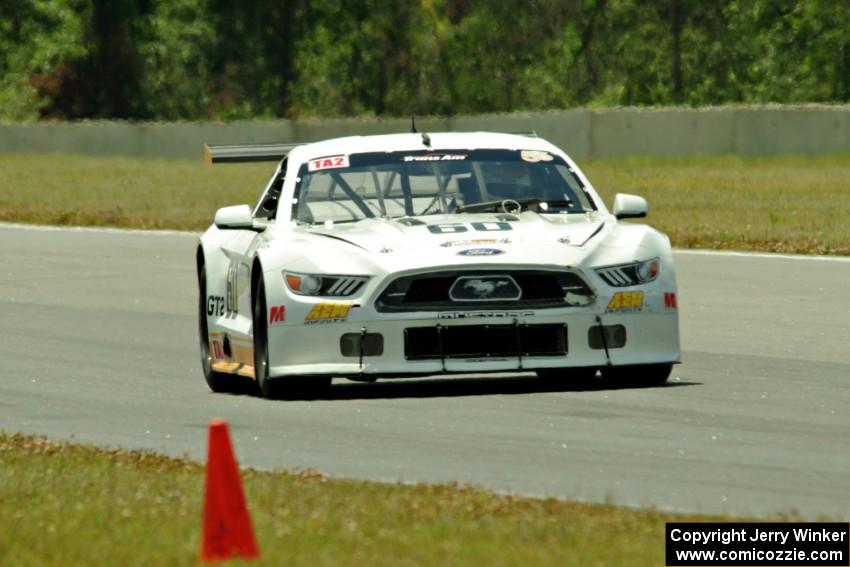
[[295, 212, 610, 270]]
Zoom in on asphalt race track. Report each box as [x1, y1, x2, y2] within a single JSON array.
[[2, 223, 848, 519]]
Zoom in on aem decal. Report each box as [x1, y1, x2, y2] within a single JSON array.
[[207, 295, 225, 316], [664, 292, 678, 310], [305, 303, 352, 324], [606, 291, 644, 312], [308, 155, 349, 172], [269, 305, 286, 325]]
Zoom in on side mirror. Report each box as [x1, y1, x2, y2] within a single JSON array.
[[612, 193, 648, 219], [214, 204, 254, 229]]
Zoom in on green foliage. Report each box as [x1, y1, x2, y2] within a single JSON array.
[[0, 0, 87, 120], [0, 0, 848, 120], [135, 0, 215, 120]]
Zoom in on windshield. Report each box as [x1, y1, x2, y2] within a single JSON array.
[[292, 148, 595, 224]]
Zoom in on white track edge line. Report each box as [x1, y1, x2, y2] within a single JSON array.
[[673, 248, 850, 262], [0, 221, 200, 237]]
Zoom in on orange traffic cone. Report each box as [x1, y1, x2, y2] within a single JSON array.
[[200, 419, 260, 562]]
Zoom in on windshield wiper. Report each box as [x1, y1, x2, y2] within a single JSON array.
[[455, 198, 576, 214]]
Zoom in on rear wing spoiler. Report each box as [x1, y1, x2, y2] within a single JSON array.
[[204, 131, 538, 164], [204, 142, 303, 165]]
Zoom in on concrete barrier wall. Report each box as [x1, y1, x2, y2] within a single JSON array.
[[1, 105, 848, 160]]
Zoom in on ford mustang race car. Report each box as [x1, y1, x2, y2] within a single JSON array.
[[197, 132, 680, 398]]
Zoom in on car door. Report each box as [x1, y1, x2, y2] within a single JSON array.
[[215, 162, 285, 348]]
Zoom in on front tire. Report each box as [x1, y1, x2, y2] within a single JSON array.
[[601, 363, 673, 387], [252, 274, 277, 398], [252, 273, 332, 399]]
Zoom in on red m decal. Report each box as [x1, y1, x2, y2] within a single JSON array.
[[269, 305, 286, 324]]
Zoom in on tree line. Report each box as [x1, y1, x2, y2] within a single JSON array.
[[1, 0, 848, 121]]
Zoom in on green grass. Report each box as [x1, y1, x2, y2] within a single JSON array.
[[585, 155, 850, 255], [1, 153, 849, 254], [0, 154, 268, 230], [0, 432, 743, 566]]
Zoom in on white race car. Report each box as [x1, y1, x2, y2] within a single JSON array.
[[197, 132, 680, 397]]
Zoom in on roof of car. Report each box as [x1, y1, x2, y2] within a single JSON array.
[[287, 131, 563, 163]]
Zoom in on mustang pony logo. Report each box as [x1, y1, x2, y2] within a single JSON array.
[[464, 279, 508, 298], [449, 275, 522, 301]]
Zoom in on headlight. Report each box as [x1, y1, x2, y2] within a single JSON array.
[[636, 258, 659, 281], [285, 273, 322, 295], [595, 258, 660, 287], [284, 272, 369, 297]]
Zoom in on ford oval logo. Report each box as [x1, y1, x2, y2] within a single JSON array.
[[457, 248, 504, 257]]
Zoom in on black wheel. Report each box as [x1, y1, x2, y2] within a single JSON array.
[[600, 363, 673, 387], [252, 274, 276, 398], [252, 273, 332, 399], [198, 268, 233, 393], [536, 367, 598, 384]]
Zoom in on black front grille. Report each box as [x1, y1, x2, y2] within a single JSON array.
[[404, 323, 568, 360], [376, 270, 593, 312]]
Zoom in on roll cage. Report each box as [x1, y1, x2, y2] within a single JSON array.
[[289, 149, 597, 225]]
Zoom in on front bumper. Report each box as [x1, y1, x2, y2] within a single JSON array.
[[266, 310, 680, 379]]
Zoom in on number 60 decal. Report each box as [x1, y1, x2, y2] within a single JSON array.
[[427, 222, 512, 234]]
